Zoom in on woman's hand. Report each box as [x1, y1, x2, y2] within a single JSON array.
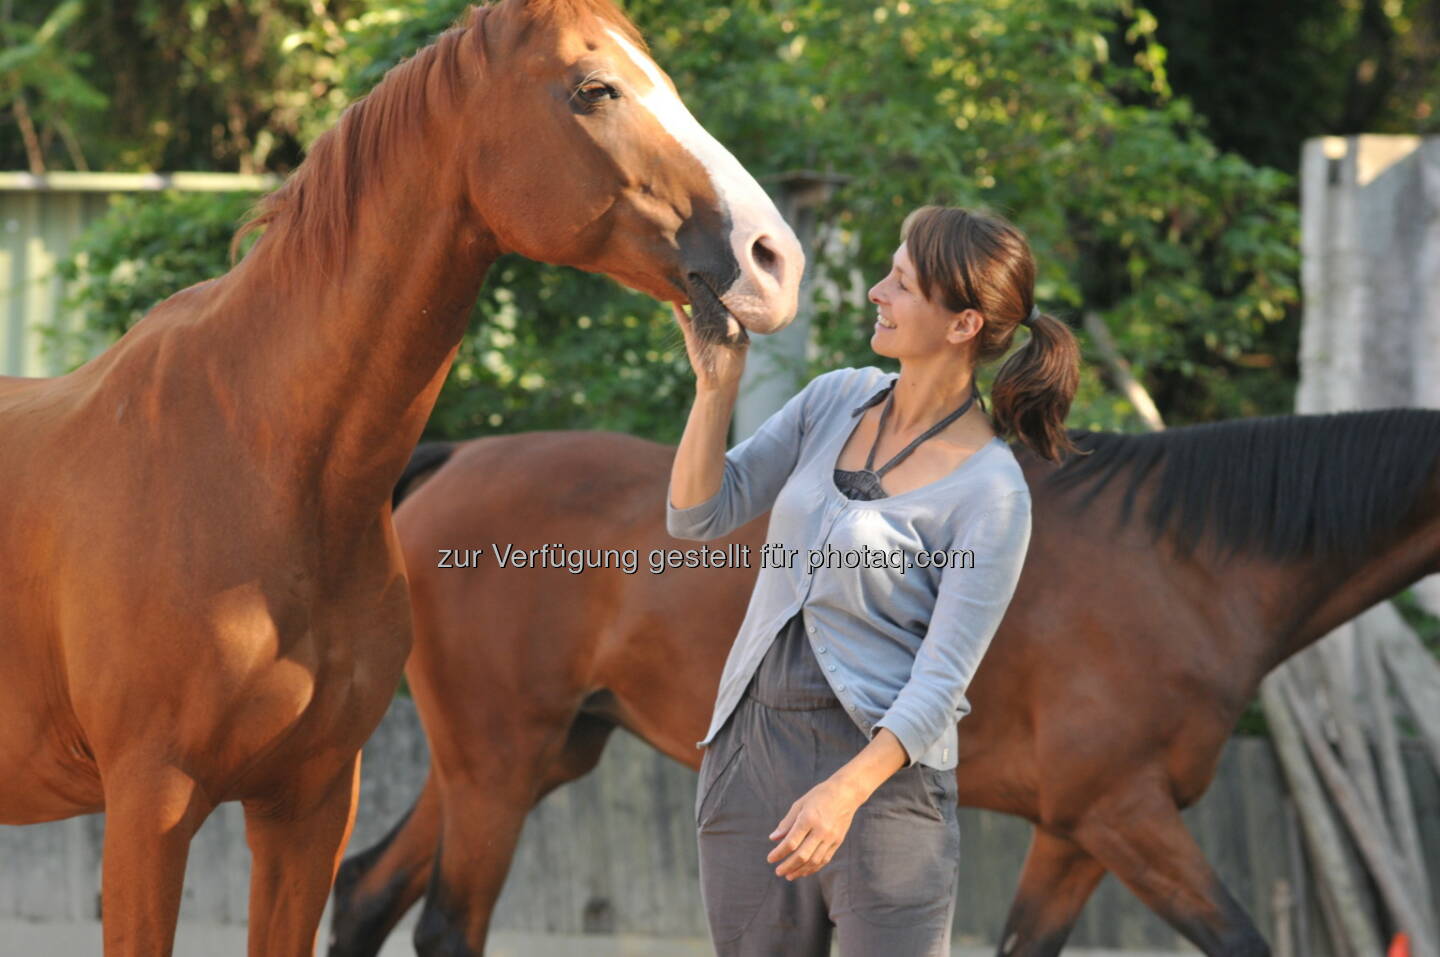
[[766, 731, 909, 880], [671, 302, 748, 392], [765, 777, 864, 880]]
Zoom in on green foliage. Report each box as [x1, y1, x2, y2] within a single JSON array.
[[56, 0, 1301, 443], [0, 2, 106, 114], [1142, 0, 1440, 173], [345, 0, 1302, 433], [1394, 587, 1440, 659], [1234, 698, 1269, 737], [50, 191, 260, 368], [0, 0, 362, 172], [643, 0, 1301, 428], [0, 0, 107, 170], [430, 258, 695, 439]]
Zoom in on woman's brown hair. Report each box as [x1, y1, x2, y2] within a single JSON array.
[[900, 205, 1083, 462]]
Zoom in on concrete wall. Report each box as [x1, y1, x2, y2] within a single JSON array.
[[3, 697, 1437, 951], [0, 186, 109, 376]]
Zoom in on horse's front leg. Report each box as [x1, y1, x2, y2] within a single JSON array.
[[243, 753, 363, 957], [99, 760, 214, 955]]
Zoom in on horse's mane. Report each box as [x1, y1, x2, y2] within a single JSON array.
[[1039, 408, 1440, 565], [230, 0, 648, 289], [230, 7, 478, 288]]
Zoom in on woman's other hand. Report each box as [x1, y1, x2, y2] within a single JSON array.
[[765, 777, 864, 880], [671, 302, 748, 392]]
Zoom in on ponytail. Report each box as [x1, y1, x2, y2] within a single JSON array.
[[990, 310, 1083, 462]]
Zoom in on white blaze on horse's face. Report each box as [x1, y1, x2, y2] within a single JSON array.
[[605, 28, 803, 336]]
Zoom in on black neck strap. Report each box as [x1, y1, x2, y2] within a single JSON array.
[[858, 379, 982, 477]]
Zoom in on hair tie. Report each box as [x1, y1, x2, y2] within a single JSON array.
[[1021, 304, 1041, 328]]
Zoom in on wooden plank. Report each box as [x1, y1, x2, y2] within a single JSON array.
[[1260, 673, 1382, 954]]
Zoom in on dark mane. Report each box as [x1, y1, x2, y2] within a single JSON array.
[[1039, 408, 1440, 565], [229, 6, 482, 288]]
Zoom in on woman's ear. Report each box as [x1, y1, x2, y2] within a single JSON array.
[[945, 308, 984, 345]]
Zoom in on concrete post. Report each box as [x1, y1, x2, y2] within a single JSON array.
[[1298, 135, 1440, 609]]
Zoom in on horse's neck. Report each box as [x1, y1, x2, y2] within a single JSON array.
[[1273, 486, 1440, 667], [191, 173, 497, 519]]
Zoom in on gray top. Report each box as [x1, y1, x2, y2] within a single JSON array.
[[667, 366, 1032, 770]]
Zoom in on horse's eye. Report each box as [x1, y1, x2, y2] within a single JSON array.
[[577, 83, 619, 105]]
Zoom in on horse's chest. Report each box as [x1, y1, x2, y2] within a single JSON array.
[[207, 590, 412, 792]]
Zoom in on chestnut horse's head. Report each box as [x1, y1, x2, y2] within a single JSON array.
[[461, 0, 803, 341]]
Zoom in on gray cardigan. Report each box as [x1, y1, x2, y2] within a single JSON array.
[[666, 366, 1032, 771]]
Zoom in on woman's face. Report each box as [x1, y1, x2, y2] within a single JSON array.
[[867, 243, 977, 359]]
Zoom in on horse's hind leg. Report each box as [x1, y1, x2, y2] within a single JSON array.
[[328, 768, 443, 957], [994, 828, 1109, 956], [413, 710, 618, 956], [243, 754, 362, 957], [1073, 786, 1270, 957], [100, 762, 213, 955]]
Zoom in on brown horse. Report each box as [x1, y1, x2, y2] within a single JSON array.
[[328, 409, 1440, 956], [0, 1, 802, 953]]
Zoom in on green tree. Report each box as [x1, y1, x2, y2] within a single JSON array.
[[1139, 0, 1439, 174], [0, 0, 107, 171], [52, 191, 261, 365], [0, 0, 362, 172], [56, 0, 1301, 442]]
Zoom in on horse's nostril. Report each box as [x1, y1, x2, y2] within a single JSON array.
[[752, 237, 778, 273]]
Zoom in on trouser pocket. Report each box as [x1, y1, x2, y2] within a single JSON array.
[[695, 732, 778, 945], [847, 766, 960, 927], [696, 732, 745, 829], [917, 765, 957, 822]]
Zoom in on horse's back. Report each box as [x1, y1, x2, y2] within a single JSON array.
[[0, 373, 42, 393], [0, 372, 57, 413], [396, 430, 675, 544]]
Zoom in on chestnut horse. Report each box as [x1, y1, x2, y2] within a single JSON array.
[[0, 1, 802, 953], [329, 409, 1440, 956]]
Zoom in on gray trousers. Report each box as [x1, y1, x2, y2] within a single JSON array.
[[696, 612, 960, 956]]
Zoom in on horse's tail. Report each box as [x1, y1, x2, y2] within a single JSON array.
[[328, 768, 442, 957], [393, 442, 457, 510]]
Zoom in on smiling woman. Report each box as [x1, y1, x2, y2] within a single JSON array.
[[668, 205, 1081, 955]]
